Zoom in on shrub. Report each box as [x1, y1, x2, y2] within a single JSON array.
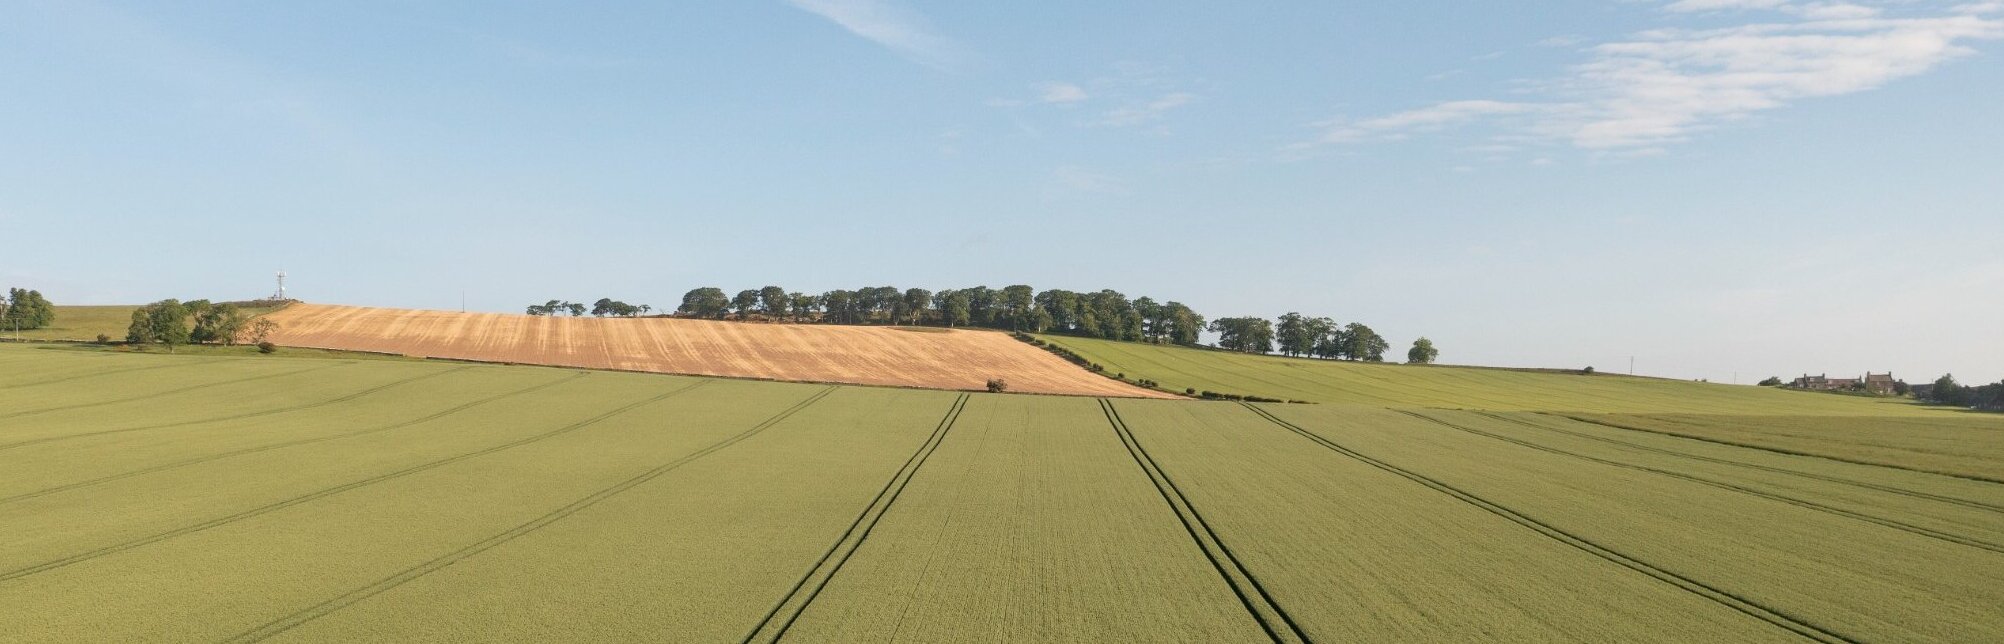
[[1583, 366, 1596, 375], [95, 334, 111, 344], [1185, 387, 1197, 395], [257, 341, 277, 354], [985, 378, 1007, 393]]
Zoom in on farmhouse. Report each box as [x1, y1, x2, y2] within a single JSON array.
[[1790, 372, 1902, 394]]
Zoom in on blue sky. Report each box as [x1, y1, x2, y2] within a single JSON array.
[[3, 0, 2000, 384]]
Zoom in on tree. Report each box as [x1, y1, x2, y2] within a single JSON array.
[[788, 292, 816, 322], [1161, 302, 1203, 345], [591, 298, 616, 317], [3, 288, 55, 330], [1931, 374, 1971, 406], [239, 318, 280, 345], [934, 290, 970, 327], [677, 288, 729, 319], [1314, 325, 1352, 360], [126, 299, 191, 351], [1036, 290, 1080, 333], [1342, 323, 1389, 362], [1208, 317, 1273, 354], [900, 288, 933, 325], [760, 286, 788, 318], [564, 302, 585, 317], [1757, 376, 1784, 387], [191, 303, 247, 345], [1893, 380, 1911, 396], [820, 290, 858, 324], [1001, 285, 1036, 331], [1407, 337, 1439, 365], [732, 290, 761, 317], [1277, 313, 1333, 357]]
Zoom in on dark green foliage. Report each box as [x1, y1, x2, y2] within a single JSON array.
[[985, 378, 1008, 393], [1758, 376, 1784, 387], [759, 286, 788, 318], [1407, 337, 1438, 365], [677, 288, 730, 319], [126, 299, 192, 350], [590, 298, 647, 317], [2, 288, 56, 330], [257, 341, 277, 354], [1208, 317, 1274, 354], [191, 303, 247, 345]]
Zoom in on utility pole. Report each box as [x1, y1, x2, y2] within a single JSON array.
[[1629, 356, 1635, 375]]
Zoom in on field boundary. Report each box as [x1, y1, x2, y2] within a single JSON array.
[[0, 380, 716, 583], [1396, 410, 2004, 555], [0, 365, 472, 453], [1474, 412, 2004, 515], [222, 386, 841, 643], [1550, 413, 2004, 486], [1104, 399, 1309, 644], [1241, 403, 1858, 644], [0, 371, 593, 506], [740, 392, 970, 644]]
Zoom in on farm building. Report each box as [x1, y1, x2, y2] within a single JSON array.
[[1862, 373, 1898, 395]]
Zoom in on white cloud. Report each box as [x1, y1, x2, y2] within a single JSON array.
[[787, 0, 963, 70], [1099, 92, 1195, 126], [1302, 2, 2003, 152], [1038, 82, 1088, 104]]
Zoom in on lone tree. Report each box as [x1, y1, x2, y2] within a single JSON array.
[[239, 318, 280, 345], [2, 288, 56, 331], [1406, 337, 1438, 364], [126, 299, 192, 351]]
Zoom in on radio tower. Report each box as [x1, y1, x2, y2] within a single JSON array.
[[273, 270, 288, 301]]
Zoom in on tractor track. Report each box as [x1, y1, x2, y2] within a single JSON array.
[[222, 386, 839, 643], [0, 371, 591, 506], [1111, 399, 1310, 644], [0, 362, 348, 420], [1475, 411, 2004, 515], [0, 380, 712, 584], [1547, 413, 2004, 486], [1241, 403, 1857, 644], [1396, 410, 2004, 555], [741, 392, 968, 644], [0, 366, 472, 452]]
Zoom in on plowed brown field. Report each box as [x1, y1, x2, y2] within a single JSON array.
[[261, 304, 1173, 398]]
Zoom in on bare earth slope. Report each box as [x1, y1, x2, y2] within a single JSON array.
[[263, 304, 1170, 398]]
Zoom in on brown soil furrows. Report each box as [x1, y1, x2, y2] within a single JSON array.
[[262, 304, 1173, 398]]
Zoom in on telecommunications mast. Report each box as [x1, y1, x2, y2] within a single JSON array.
[[274, 270, 288, 300]]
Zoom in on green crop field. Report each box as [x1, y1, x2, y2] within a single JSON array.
[[4, 341, 2001, 642], [1036, 334, 1941, 415]]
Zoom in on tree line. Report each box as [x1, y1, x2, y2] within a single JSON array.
[[525, 299, 652, 317], [663, 285, 1435, 362], [2, 288, 56, 331], [125, 299, 279, 351], [672, 285, 1208, 344]]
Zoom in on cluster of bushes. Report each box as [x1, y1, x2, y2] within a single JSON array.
[[1194, 390, 1290, 403], [1924, 374, 2004, 410], [1, 288, 56, 331]]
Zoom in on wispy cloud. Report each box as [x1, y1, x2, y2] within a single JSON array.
[[1301, 1, 2003, 153], [786, 0, 964, 71], [1099, 92, 1195, 127], [1038, 82, 1088, 104]]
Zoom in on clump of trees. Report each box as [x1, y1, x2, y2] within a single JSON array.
[[1223, 312, 1397, 362], [2, 288, 56, 331], [1923, 374, 2004, 409], [1758, 376, 1784, 386], [124, 299, 263, 351], [524, 298, 654, 317]]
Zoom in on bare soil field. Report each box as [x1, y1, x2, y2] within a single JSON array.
[[261, 304, 1171, 398]]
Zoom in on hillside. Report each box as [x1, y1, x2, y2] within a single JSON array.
[[261, 304, 1169, 398], [5, 342, 2002, 641], [1037, 334, 1936, 415]]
